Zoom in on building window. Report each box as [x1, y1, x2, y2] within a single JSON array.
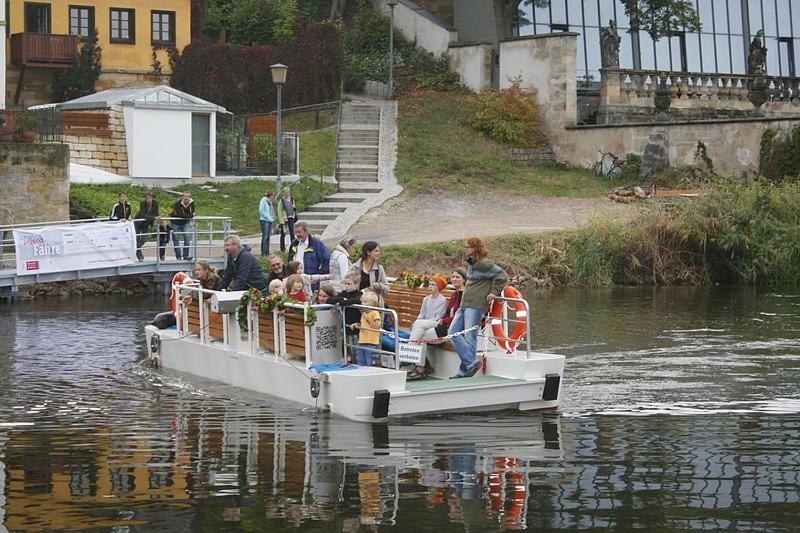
[[24, 2, 51, 34], [151, 10, 175, 45], [69, 6, 94, 37], [110, 8, 135, 44]]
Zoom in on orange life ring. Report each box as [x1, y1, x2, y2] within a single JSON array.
[[170, 271, 193, 316], [490, 286, 527, 353]]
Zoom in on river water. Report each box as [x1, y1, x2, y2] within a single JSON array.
[[1, 287, 799, 531]]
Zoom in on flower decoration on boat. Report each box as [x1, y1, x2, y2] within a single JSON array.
[[397, 272, 432, 290], [237, 289, 318, 331]]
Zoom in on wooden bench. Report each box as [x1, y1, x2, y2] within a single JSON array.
[[385, 283, 457, 352]]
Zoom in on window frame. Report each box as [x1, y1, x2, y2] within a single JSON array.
[[151, 10, 176, 45], [109, 7, 135, 44], [24, 2, 51, 34], [68, 5, 95, 38]]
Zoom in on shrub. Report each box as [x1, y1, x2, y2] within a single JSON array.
[[760, 126, 800, 183], [170, 22, 342, 114], [53, 28, 102, 102], [468, 83, 545, 148], [251, 133, 292, 173]]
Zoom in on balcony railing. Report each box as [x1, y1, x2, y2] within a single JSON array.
[[597, 68, 800, 124], [10, 33, 78, 67]]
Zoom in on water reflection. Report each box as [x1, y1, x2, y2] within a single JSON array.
[[1, 290, 800, 530]]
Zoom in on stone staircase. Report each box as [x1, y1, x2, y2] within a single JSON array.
[[299, 103, 384, 235]]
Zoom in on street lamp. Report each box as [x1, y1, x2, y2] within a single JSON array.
[[270, 63, 288, 195], [388, 0, 397, 96]]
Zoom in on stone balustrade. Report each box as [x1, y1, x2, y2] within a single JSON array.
[[598, 68, 799, 124]]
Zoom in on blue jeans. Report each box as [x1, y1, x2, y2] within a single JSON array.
[[357, 343, 380, 366], [448, 307, 484, 375], [172, 222, 191, 259], [259, 220, 273, 256], [280, 217, 296, 251]]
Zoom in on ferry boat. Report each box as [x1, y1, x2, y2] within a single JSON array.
[[144, 281, 565, 423]]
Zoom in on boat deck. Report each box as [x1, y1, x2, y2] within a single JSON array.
[[405, 374, 524, 392]]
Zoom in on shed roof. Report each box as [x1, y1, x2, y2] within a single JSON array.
[[53, 85, 228, 113]]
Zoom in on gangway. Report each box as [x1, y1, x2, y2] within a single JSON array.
[[0, 216, 233, 291]]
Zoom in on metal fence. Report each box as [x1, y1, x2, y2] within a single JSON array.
[[0, 107, 63, 144]]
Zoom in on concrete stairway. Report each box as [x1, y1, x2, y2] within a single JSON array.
[[299, 103, 383, 235]]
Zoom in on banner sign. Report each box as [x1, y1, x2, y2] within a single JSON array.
[[13, 221, 137, 276], [397, 341, 426, 365]]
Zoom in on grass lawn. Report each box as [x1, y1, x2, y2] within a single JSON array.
[[70, 177, 335, 237], [299, 129, 335, 177], [396, 90, 624, 197]]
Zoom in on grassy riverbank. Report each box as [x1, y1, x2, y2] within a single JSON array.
[[380, 181, 800, 287], [69, 177, 334, 236], [396, 90, 624, 196]]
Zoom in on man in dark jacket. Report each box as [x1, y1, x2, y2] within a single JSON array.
[[171, 191, 195, 260], [288, 221, 331, 290], [218, 235, 268, 291], [134, 191, 159, 261]]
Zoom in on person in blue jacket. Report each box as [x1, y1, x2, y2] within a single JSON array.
[[218, 235, 268, 291], [287, 221, 331, 291], [258, 191, 275, 256]]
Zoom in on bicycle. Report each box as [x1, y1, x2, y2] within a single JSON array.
[[592, 151, 624, 179]]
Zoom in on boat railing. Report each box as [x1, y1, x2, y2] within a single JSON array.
[[486, 295, 533, 359], [175, 283, 237, 348], [343, 304, 401, 370]]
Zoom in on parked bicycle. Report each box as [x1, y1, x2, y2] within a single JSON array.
[[593, 151, 624, 179]]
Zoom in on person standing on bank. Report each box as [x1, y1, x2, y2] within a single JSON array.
[[287, 221, 331, 291], [171, 191, 195, 261], [218, 235, 268, 291], [134, 191, 159, 261], [275, 186, 296, 252], [449, 236, 507, 379], [329, 235, 357, 291], [348, 240, 389, 303], [109, 191, 132, 221], [259, 191, 275, 256]]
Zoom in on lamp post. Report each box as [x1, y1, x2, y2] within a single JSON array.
[[388, 0, 397, 97], [270, 63, 288, 195]]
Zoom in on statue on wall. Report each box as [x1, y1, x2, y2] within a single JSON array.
[[600, 20, 622, 69], [748, 30, 767, 76]]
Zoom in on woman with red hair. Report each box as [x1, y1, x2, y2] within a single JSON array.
[[448, 236, 508, 378]]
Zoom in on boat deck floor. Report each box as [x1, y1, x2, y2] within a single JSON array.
[[405, 374, 524, 392]]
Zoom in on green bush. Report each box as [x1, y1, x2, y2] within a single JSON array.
[[468, 83, 545, 148], [760, 126, 800, 183], [251, 133, 292, 173]]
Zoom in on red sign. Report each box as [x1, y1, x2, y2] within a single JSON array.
[[25, 260, 39, 271]]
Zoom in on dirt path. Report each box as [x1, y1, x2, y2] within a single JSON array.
[[348, 192, 639, 245]]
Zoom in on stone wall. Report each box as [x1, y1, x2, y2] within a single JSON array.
[[498, 33, 578, 162], [560, 118, 800, 177], [507, 146, 555, 165], [63, 105, 129, 175], [5, 67, 169, 107], [447, 43, 492, 92], [0, 143, 70, 226]]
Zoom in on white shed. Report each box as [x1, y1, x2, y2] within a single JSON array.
[[55, 86, 228, 181]]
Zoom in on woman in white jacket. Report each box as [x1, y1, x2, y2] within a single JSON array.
[[329, 235, 357, 291]]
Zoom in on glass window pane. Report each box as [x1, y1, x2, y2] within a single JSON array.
[[620, 31, 634, 69], [640, 32, 655, 69], [777, 1, 791, 36], [762, 0, 776, 37], [727, 0, 742, 35], [121, 20, 128, 30], [111, 11, 118, 22], [731, 38, 745, 73], [749, 0, 763, 35], [713, 0, 728, 32], [585, 26, 600, 73], [699, 0, 715, 31], [700, 33, 716, 71], [715, 34, 731, 72], [567, 0, 582, 27], [583, 0, 599, 27], [686, 33, 701, 71], [599, 1, 615, 25], [535, 23, 549, 35], [766, 37, 779, 75], [550, 1, 566, 24], [794, 3, 800, 37], [616, 4, 629, 29], [654, 37, 670, 70], [533, 4, 549, 25]]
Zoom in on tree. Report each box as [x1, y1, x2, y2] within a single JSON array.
[[53, 28, 102, 102], [204, 0, 298, 45], [493, 0, 700, 41]]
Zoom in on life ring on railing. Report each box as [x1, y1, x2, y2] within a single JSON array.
[[170, 271, 193, 317], [489, 286, 527, 353]]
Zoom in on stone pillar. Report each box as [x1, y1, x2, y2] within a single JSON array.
[[0, 1, 6, 109], [0, 144, 70, 225]]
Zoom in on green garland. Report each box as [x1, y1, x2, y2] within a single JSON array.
[[236, 288, 318, 332]]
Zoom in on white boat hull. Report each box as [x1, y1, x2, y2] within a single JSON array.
[[146, 324, 565, 423]]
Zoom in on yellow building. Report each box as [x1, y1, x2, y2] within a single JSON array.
[[6, 0, 191, 106]]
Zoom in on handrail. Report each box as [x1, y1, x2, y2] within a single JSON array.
[[265, 101, 339, 116], [333, 96, 344, 190], [343, 304, 400, 370]]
